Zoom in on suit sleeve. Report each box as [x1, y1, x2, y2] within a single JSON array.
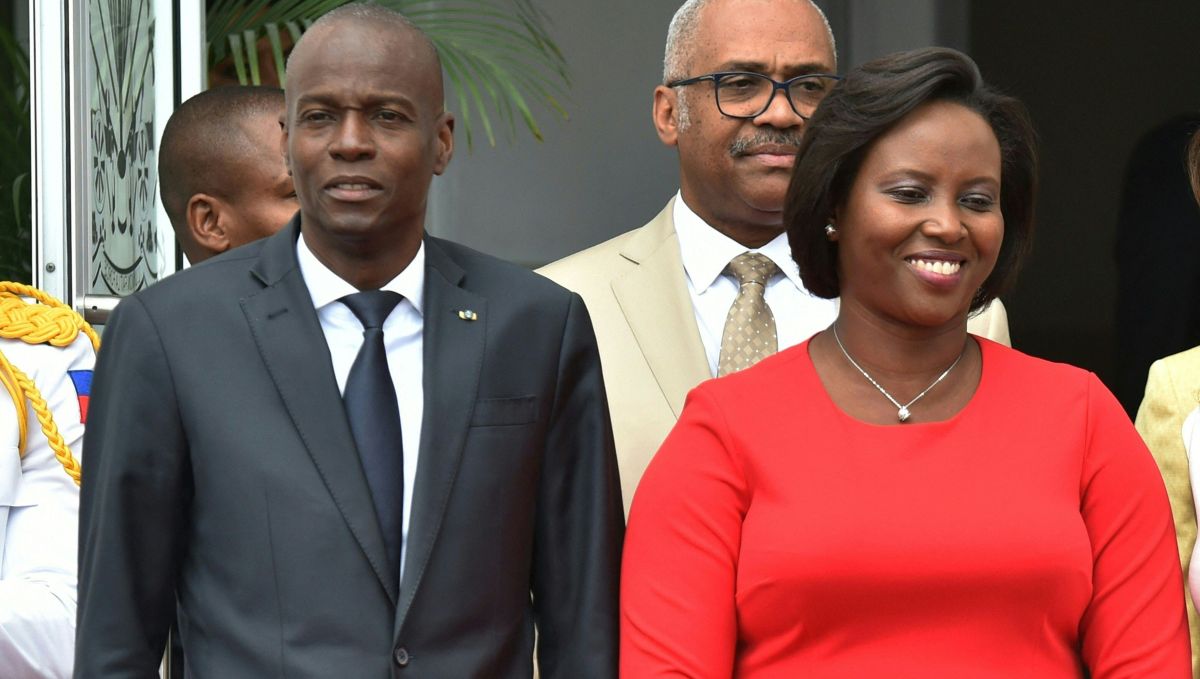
[[1080, 374, 1191, 677], [1134, 358, 1200, 674], [532, 293, 623, 679], [620, 384, 746, 678], [75, 296, 190, 679]]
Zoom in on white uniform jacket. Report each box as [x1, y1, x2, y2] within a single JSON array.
[[0, 333, 93, 678]]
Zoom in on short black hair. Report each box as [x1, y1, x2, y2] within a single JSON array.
[[158, 85, 285, 232], [785, 47, 1038, 313]]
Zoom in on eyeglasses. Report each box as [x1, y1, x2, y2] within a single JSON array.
[[667, 71, 841, 120]]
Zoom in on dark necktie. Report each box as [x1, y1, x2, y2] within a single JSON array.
[[340, 290, 405, 586]]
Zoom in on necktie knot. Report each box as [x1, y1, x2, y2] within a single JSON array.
[[726, 252, 780, 288], [340, 290, 403, 331]]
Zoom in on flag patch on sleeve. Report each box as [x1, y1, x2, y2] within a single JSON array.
[[68, 370, 93, 423]]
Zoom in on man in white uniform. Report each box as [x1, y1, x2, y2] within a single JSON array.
[[0, 286, 96, 678]]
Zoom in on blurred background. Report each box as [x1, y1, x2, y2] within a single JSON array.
[[9, 0, 1200, 411]]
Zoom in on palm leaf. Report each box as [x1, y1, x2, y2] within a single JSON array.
[[439, 46, 493, 147], [264, 23, 287, 82], [395, 0, 569, 147], [204, 0, 570, 148], [227, 31, 250, 84], [243, 28, 263, 85], [207, 0, 342, 63]]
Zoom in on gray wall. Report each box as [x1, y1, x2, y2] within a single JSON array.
[[840, 0, 967, 66], [428, 1, 684, 267]]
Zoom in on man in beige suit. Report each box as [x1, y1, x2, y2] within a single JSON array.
[[1137, 347, 1200, 677], [539, 0, 1010, 512]]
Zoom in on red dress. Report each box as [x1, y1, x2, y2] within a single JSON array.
[[621, 339, 1189, 678]]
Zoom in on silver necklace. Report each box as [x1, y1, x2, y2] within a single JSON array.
[[831, 325, 965, 422]]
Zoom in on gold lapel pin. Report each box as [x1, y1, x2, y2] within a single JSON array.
[[457, 309, 478, 321]]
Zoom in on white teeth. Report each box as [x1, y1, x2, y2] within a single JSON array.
[[909, 259, 962, 275], [335, 183, 371, 190]]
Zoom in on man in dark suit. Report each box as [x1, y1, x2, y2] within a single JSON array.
[[74, 5, 623, 678]]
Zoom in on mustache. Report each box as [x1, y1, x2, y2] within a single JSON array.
[[729, 130, 805, 157]]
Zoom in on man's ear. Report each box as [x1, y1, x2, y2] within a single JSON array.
[[280, 116, 292, 176], [652, 85, 681, 147], [186, 193, 232, 257], [433, 111, 455, 176]]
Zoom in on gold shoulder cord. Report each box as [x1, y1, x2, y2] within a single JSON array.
[[0, 282, 100, 486]]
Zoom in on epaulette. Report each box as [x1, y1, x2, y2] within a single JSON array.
[[0, 282, 99, 485]]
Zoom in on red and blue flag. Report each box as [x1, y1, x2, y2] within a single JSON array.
[[68, 370, 92, 423]]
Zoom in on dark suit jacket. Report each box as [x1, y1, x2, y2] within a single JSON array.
[[75, 220, 623, 678]]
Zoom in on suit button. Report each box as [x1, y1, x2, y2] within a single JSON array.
[[394, 646, 410, 667]]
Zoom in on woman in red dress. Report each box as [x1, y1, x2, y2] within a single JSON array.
[[620, 47, 1190, 678]]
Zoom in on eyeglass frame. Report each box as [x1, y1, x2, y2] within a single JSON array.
[[666, 71, 842, 120]]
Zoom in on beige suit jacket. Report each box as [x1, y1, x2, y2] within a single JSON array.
[[539, 198, 1011, 513], [1136, 345, 1200, 677]]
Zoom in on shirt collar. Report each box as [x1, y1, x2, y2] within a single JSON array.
[[672, 191, 805, 294], [296, 232, 426, 315]]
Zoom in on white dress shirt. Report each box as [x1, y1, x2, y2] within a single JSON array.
[[673, 193, 838, 377], [296, 235, 424, 579], [0, 332, 93, 679]]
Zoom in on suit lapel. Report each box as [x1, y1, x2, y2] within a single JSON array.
[[612, 200, 710, 417], [241, 221, 398, 604], [395, 237, 485, 633]]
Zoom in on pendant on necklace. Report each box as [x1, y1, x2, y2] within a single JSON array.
[[831, 324, 965, 426]]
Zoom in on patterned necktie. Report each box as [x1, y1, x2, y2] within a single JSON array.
[[717, 252, 780, 377], [340, 290, 405, 586]]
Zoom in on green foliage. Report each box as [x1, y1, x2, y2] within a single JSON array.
[[205, 0, 570, 149], [0, 22, 31, 283]]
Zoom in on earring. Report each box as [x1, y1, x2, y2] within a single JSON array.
[[824, 224, 837, 239]]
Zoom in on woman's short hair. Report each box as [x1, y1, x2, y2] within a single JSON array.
[[785, 47, 1038, 313], [1189, 129, 1200, 204]]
